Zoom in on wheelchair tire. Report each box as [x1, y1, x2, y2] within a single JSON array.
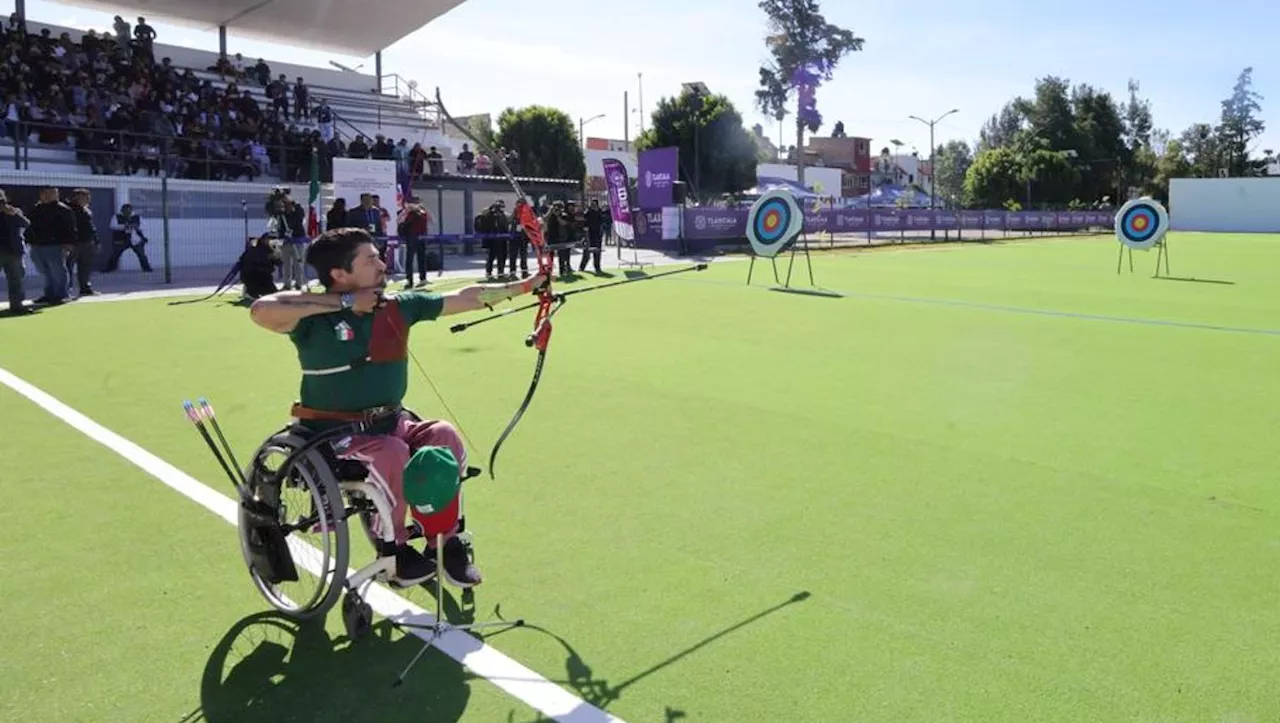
[[238, 429, 350, 620]]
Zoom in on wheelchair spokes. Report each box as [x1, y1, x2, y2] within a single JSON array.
[[237, 436, 349, 620]]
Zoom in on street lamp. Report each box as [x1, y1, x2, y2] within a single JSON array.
[[579, 113, 605, 149], [683, 82, 710, 201], [910, 108, 959, 239]]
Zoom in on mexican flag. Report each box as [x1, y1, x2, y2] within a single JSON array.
[[307, 147, 320, 237]]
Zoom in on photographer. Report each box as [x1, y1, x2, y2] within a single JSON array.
[[105, 203, 153, 273], [507, 198, 531, 279], [265, 187, 307, 291], [558, 200, 582, 277], [1, 189, 32, 315], [479, 201, 509, 281]]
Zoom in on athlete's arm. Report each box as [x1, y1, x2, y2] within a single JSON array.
[[249, 288, 380, 333], [439, 274, 547, 317]]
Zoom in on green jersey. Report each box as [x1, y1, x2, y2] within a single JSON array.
[[287, 290, 445, 419]]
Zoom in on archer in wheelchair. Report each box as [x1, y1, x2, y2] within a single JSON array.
[[183, 226, 546, 637]]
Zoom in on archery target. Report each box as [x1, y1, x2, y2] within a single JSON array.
[[1114, 198, 1170, 251], [746, 190, 804, 258]]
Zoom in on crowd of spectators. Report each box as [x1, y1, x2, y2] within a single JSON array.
[[1, 13, 528, 185]]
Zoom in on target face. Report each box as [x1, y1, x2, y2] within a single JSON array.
[[1114, 198, 1170, 250], [746, 190, 803, 258]]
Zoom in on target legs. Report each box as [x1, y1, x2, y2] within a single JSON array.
[[1153, 240, 1171, 277]]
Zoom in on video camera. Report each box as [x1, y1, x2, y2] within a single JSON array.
[[264, 185, 291, 214]]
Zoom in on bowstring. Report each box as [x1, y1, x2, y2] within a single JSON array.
[[405, 344, 482, 459]]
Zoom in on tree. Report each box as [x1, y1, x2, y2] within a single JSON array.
[[977, 102, 1025, 152], [750, 123, 777, 162], [494, 105, 585, 181], [1123, 79, 1153, 151], [467, 115, 496, 152], [1021, 149, 1082, 208], [1070, 84, 1128, 203], [1179, 122, 1225, 177], [635, 88, 759, 201], [963, 147, 1024, 208], [755, 0, 864, 185], [1015, 77, 1077, 151], [1217, 66, 1266, 176], [931, 140, 973, 208]]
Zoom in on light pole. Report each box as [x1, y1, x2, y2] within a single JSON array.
[[579, 113, 605, 149], [683, 82, 710, 203], [910, 108, 959, 239]]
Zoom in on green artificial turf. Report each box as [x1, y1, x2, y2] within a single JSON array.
[[2, 232, 1279, 722]]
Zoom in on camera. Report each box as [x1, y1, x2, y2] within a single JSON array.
[[264, 186, 291, 214]]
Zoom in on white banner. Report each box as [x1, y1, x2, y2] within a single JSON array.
[[661, 206, 681, 240], [331, 157, 399, 228]]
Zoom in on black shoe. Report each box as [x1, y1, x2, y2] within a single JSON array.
[[6, 304, 33, 316], [80, 287, 96, 296], [438, 535, 482, 588], [391, 544, 437, 586]]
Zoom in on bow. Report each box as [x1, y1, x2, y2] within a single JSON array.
[[431, 88, 709, 480], [435, 88, 559, 480]]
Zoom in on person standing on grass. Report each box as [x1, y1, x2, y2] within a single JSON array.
[[66, 188, 99, 297], [26, 186, 78, 306], [248, 226, 546, 587], [579, 199, 605, 274], [0, 190, 32, 315]]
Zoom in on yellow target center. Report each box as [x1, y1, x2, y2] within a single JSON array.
[[1132, 216, 1149, 230]]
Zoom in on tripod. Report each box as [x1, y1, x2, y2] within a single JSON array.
[[391, 532, 526, 687]]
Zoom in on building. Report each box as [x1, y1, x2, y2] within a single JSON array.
[[804, 136, 873, 197]]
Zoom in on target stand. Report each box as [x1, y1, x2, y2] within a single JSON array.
[[1114, 198, 1172, 277], [745, 190, 820, 293]]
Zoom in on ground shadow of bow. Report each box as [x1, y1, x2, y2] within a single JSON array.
[[497, 591, 812, 723], [185, 609, 480, 723], [1153, 276, 1236, 285], [767, 287, 845, 299]]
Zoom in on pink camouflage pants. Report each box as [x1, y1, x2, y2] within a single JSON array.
[[336, 413, 468, 545]]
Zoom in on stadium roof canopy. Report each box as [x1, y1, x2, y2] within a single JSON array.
[[44, 0, 468, 57]]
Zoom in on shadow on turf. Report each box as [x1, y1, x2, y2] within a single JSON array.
[[187, 604, 484, 723], [1153, 276, 1236, 286], [497, 590, 813, 723], [766, 287, 845, 299]]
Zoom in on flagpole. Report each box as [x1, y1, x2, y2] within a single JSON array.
[[308, 145, 321, 238]]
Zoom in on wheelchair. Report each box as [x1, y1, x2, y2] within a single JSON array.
[[234, 408, 480, 641]]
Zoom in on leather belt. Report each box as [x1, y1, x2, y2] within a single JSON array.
[[290, 402, 402, 423]]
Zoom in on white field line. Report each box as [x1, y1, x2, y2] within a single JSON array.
[[0, 366, 623, 723]]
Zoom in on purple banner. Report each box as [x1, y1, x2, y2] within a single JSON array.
[[637, 147, 678, 208], [628, 207, 1115, 246], [634, 208, 663, 244], [601, 157, 635, 241], [684, 208, 748, 239]]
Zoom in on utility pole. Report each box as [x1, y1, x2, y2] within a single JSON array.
[[910, 109, 959, 240]]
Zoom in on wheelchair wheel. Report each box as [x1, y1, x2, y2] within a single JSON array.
[[238, 429, 349, 620]]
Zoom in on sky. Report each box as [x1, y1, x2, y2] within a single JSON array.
[[17, 0, 1280, 159]]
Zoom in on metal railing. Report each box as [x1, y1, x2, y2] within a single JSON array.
[[380, 73, 444, 131]]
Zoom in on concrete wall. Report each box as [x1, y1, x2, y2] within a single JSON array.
[[1168, 178, 1280, 233]]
